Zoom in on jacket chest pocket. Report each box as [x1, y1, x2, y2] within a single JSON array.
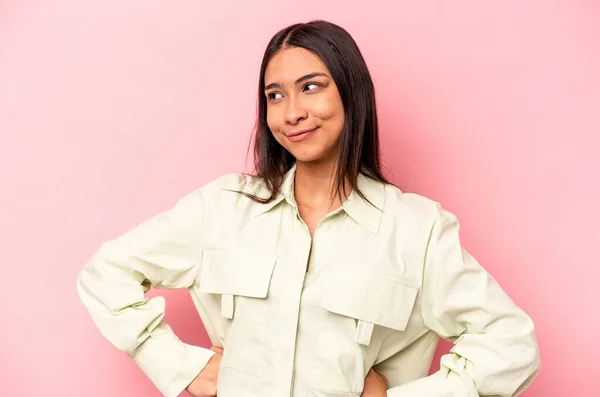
[[198, 246, 277, 318], [196, 246, 277, 379], [313, 270, 419, 394], [322, 271, 419, 346]]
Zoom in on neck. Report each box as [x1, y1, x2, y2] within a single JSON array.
[[293, 159, 350, 211]]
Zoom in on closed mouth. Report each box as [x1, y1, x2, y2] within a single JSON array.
[[287, 127, 318, 138]]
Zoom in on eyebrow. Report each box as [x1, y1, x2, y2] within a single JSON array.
[[264, 72, 329, 91]]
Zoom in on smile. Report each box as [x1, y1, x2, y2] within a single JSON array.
[[286, 127, 319, 142]]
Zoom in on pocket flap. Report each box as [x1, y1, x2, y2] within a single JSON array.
[[322, 272, 418, 331], [197, 247, 277, 298]]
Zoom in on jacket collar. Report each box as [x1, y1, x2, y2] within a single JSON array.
[[251, 163, 386, 235]]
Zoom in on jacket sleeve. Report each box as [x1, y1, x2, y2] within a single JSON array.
[[76, 187, 217, 397], [386, 206, 540, 397]]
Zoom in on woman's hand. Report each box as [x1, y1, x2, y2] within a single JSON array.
[[361, 368, 388, 397], [186, 346, 223, 397]]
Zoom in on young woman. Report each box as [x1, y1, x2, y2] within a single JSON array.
[[77, 20, 540, 397]]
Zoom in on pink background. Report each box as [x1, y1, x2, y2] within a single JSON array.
[[1, 1, 598, 396]]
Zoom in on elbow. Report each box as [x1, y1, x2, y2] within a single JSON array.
[[509, 315, 541, 395], [525, 323, 541, 380], [522, 312, 541, 372], [473, 313, 541, 396], [512, 338, 540, 397]]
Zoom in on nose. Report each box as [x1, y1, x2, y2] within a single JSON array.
[[284, 97, 308, 125]]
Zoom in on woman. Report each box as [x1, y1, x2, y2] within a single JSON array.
[[77, 20, 540, 397]]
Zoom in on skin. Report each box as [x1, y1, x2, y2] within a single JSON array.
[[264, 46, 348, 238], [186, 346, 223, 397], [186, 46, 387, 397]]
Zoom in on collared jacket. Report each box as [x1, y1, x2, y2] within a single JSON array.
[[77, 164, 540, 397]]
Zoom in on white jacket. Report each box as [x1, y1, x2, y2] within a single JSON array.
[[77, 164, 540, 397]]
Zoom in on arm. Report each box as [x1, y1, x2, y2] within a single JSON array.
[[386, 206, 540, 397], [76, 187, 217, 397]]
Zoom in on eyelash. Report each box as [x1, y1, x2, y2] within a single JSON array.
[[267, 82, 322, 101], [303, 82, 320, 92]]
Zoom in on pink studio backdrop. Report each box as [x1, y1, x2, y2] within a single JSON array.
[[1, 1, 598, 396]]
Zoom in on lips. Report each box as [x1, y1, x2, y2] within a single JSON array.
[[286, 127, 318, 142]]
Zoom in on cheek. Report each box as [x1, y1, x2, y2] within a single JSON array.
[[312, 94, 344, 122], [265, 110, 284, 145], [266, 107, 280, 132]]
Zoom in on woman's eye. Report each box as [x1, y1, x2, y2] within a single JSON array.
[[268, 92, 283, 100], [304, 83, 319, 92]]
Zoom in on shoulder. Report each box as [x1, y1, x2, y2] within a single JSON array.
[[186, 172, 269, 211], [382, 183, 449, 229], [202, 172, 268, 196]]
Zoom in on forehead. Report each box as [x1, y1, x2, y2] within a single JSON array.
[[264, 47, 330, 84]]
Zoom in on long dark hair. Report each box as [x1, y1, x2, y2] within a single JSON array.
[[248, 20, 388, 204]]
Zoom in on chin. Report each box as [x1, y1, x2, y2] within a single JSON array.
[[288, 147, 336, 164]]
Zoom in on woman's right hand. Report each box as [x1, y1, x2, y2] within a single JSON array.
[[186, 346, 223, 397]]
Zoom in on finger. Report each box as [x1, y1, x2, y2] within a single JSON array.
[[210, 345, 224, 354]]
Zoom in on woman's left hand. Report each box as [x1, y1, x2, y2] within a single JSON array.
[[361, 368, 388, 396]]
